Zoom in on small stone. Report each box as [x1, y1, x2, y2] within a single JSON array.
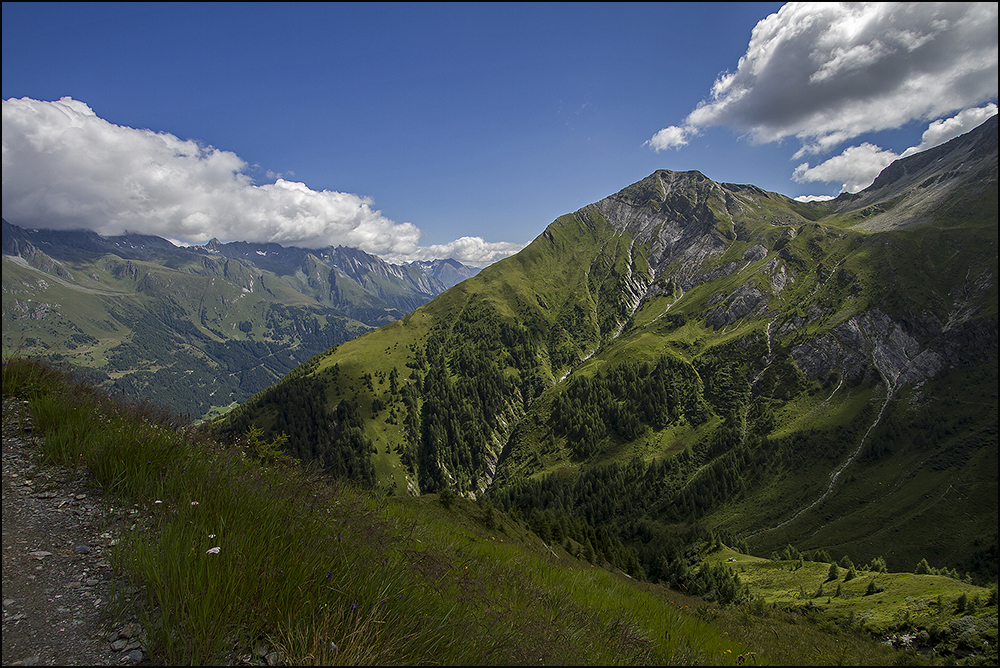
[[118, 622, 140, 638], [29, 551, 52, 559], [85, 579, 100, 587], [74, 545, 91, 554], [111, 639, 128, 651], [127, 650, 143, 663]]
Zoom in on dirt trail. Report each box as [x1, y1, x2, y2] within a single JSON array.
[[1, 398, 145, 666]]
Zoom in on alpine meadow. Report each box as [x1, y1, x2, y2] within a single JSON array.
[[3, 116, 997, 666], [204, 117, 997, 656]]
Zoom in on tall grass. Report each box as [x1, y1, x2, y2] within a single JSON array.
[[3, 356, 907, 665]]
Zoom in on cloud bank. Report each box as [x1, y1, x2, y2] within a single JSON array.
[[648, 2, 998, 192], [792, 103, 997, 193], [2, 97, 523, 266]]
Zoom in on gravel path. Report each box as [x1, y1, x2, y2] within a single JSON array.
[[2, 398, 147, 666]]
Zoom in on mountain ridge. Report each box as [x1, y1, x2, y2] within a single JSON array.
[[211, 116, 996, 583], [1, 220, 482, 417]]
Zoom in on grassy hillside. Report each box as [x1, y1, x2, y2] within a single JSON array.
[[9, 356, 997, 665], [210, 142, 997, 604], [3, 251, 371, 419], [213, 176, 996, 559]]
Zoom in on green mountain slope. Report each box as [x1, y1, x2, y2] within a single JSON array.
[[2, 223, 477, 418], [211, 117, 997, 583]]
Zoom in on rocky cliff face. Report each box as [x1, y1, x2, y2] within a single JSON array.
[[574, 118, 997, 394]]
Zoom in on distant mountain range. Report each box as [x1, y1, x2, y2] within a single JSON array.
[[212, 115, 997, 582], [1, 222, 480, 417]]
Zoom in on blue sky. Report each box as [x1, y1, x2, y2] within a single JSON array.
[[3, 2, 997, 265]]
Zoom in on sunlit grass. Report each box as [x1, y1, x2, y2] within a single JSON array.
[[3, 356, 957, 665]]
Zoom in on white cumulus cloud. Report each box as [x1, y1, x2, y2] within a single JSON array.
[[792, 142, 900, 193], [900, 102, 999, 158], [645, 125, 692, 151], [390, 236, 527, 267], [793, 194, 836, 203], [648, 2, 998, 156], [792, 103, 998, 193], [2, 96, 521, 266]]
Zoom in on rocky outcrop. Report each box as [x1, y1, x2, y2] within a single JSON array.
[[705, 283, 771, 329], [594, 171, 731, 263], [792, 308, 945, 387]]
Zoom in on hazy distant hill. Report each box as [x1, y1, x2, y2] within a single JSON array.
[[1, 223, 479, 417], [214, 116, 997, 582], [410, 258, 482, 288]]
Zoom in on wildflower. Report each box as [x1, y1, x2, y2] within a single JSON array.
[[326, 572, 332, 578], [330, 642, 338, 653], [206, 547, 220, 554], [190, 501, 199, 506], [154, 500, 162, 504], [351, 603, 357, 610], [209, 534, 216, 539]]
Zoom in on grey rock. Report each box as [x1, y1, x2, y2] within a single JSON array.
[[791, 307, 945, 387], [705, 283, 769, 329], [742, 244, 768, 262]]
